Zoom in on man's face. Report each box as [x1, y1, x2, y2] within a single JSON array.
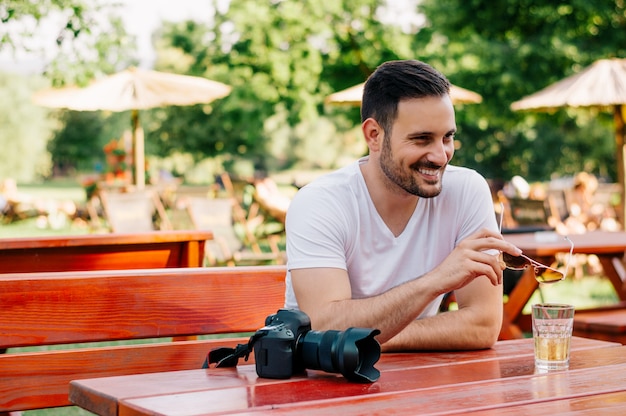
[[379, 95, 456, 198]]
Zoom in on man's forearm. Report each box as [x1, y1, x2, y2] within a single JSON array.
[[309, 275, 444, 344], [381, 305, 501, 352]]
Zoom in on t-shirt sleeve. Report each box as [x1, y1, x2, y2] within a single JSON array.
[[455, 169, 500, 250], [285, 185, 351, 271]]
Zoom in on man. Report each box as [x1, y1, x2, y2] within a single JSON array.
[[284, 60, 522, 351]]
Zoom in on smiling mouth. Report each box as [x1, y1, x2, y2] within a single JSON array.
[[419, 167, 439, 176], [417, 166, 441, 182]]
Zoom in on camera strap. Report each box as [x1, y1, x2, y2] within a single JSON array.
[[202, 330, 269, 368]]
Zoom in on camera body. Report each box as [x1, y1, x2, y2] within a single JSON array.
[[253, 309, 312, 379], [253, 309, 381, 383]]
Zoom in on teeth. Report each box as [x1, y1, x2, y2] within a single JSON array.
[[419, 168, 438, 176]]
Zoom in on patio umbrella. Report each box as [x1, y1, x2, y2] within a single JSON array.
[[510, 58, 626, 222], [325, 82, 483, 105], [33, 67, 232, 188]]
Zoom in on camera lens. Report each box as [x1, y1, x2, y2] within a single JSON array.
[[298, 327, 381, 382]]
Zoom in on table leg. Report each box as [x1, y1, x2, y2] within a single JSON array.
[[184, 241, 202, 267], [597, 255, 626, 300]]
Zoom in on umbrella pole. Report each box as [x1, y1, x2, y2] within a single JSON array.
[[131, 109, 146, 189], [615, 104, 626, 227]]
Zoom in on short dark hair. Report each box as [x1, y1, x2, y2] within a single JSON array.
[[361, 60, 451, 135]]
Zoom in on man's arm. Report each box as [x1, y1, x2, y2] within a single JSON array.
[[292, 229, 519, 350], [381, 273, 503, 351], [291, 266, 442, 343]]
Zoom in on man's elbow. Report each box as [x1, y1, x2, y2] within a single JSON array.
[[472, 316, 502, 349]]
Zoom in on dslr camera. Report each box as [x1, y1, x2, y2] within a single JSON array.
[[254, 309, 381, 382], [207, 309, 381, 383]]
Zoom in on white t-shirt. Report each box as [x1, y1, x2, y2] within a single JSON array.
[[284, 157, 498, 318]]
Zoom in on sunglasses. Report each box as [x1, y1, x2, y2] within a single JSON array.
[[498, 203, 574, 284]]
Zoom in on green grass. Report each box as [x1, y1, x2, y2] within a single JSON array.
[[19, 181, 87, 202], [0, 216, 91, 238], [1, 182, 91, 238], [524, 275, 618, 313], [26, 406, 94, 416]]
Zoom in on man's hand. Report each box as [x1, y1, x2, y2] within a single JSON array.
[[424, 228, 521, 295]]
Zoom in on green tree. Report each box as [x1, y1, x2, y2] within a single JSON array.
[[0, 72, 54, 182], [141, 0, 422, 178], [418, 0, 626, 183], [1, 0, 137, 85], [47, 110, 130, 174], [2, 0, 139, 181]]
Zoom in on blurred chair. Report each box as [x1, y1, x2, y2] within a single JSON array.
[[546, 188, 571, 224], [252, 177, 291, 225], [186, 196, 285, 266], [218, 172, 264, 233], [501, 197, 554, 234], [99, 189, 172, 233]]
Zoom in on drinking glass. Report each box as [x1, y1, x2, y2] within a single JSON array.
[[532, 303, 575, 371]]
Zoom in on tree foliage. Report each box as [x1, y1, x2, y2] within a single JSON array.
[[1, 0, 138, 181], [1, 0, 137, 86], [47, 110, 130, 174], [9, 0, 626, 184], [0, 72, 54, 182], [144, 0, 626, 183], [145, 0, 417, 177], [418, 0, 626, 182]]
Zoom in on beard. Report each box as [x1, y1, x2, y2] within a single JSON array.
[[379, 138, 445, 198]]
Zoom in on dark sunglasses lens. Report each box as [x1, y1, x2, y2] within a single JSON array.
[[502, 253, 529, 269], [534, 266, 565, 283]]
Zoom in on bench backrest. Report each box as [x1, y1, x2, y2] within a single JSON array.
[[0, 265, 286, 413]]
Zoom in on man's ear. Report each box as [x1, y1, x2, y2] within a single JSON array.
[[362, 118, 383, 152]]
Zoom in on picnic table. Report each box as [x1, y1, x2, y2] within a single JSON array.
[[0, 230, 212, 272], [69, 336, 626, 415], [501, 230, 626, 339]]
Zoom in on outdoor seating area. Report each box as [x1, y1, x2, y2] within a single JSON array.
[[0, 179, 291, 414], [4, 165, 626, 414], [5, 2, 626, 415], [68, 337, 626, 415], [0, 265, 286, 413], [494, 174, 622, 236], [61, 172, 290, 266], [5, 179, 626, 414]]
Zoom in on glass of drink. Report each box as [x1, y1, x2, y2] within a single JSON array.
[[532, 303, 575, 372]]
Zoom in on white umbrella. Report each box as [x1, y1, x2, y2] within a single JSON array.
[[33, 67, 232, 188], [325, 82, 483, 105], [511, 58, 626, 222]]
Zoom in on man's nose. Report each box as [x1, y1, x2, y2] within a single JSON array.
[[428, 141, 450, 165]]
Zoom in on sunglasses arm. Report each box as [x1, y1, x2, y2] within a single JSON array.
[[562, 236, 574, 276]]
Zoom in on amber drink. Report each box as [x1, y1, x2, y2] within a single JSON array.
[[532, 303, 574, 371]]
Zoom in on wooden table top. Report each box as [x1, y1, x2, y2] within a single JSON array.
[[69, 337, 626, 416], [504, 230, 626, 257], [0, 230, 213, 249], [0, 230, 214, 272]]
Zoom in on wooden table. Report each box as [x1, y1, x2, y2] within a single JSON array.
[[0, 230, 213, 273], [501, 230, 626, 339], [69, 337, 626, 415]]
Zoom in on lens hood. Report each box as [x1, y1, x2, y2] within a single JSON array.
[[299, 327, 381, 383]]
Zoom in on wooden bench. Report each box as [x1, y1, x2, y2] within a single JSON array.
[[573, 301, 626, 344], [0, 230, 212, 273], [0, 265, 286, 414]]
